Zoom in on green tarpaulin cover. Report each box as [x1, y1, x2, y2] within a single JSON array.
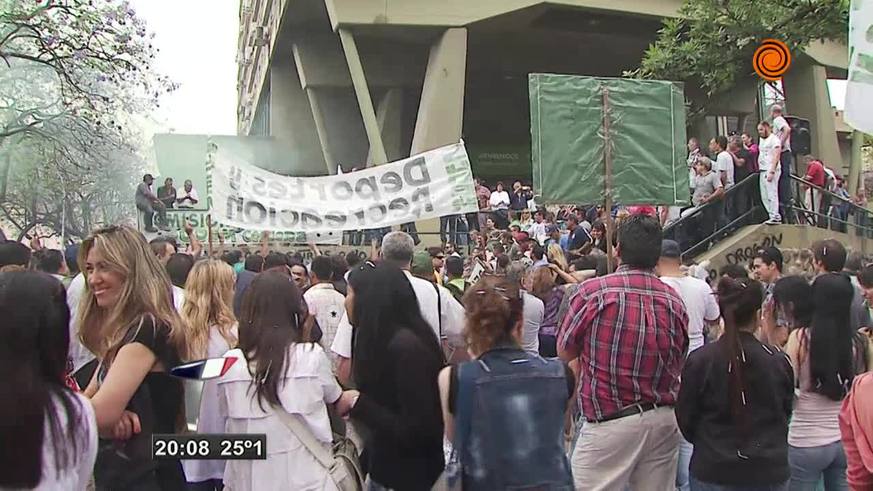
[[529, 74, 689, 206]]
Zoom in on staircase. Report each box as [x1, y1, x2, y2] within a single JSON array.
[[663, 173, 873, 279]]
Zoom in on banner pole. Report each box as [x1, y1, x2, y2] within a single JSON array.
[[207, 215, 214, 257], [602, 86, 615, 274]]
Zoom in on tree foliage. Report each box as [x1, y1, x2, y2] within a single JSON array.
[[629, 0, 849, 104], [0, 0, 174, 138], [0, 0, 174, 241]]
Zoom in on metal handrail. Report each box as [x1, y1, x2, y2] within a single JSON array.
[[663, 172, 761, 235], [663, 172, 764, 256]]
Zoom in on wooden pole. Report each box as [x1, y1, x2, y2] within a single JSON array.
[[602, 86, 615, 274], [207, 215, 214, 257]]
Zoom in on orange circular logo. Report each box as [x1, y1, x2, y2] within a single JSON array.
[[753, 39, 792, 81]]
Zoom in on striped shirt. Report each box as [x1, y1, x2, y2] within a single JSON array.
[[558, 265, 689, 421]]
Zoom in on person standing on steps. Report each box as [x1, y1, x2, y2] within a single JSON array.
[[758, 122, 783, 225]]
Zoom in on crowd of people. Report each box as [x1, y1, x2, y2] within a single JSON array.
[[3, 105, 873, 490], [3, 205, 873, 491], [676, 105, 869, 252], [135, 174, 202, 233]]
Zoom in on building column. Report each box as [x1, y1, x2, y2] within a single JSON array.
[[292, 44, 337, 174], [411, 28, 468, 153], [367, 88, 404, 165], [783, 64, 841, 168], [338, 28, 388, 166], [410, 28, 468, 242]]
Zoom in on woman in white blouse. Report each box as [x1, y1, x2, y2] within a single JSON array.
[[0, 271, 98, 490], [218, 271, 356, 491], [181, 259, 239, 489]]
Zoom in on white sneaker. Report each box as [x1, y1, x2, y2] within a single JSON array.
[[764, 219, 782, 225]]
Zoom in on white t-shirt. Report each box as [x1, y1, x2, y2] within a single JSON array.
[[716, 151, 735, 188], [66, 273, 95, 373], [172, 285, 185, 313], [660, 275, 720, 352], [330, 271, 464, 359], [773, 116, 792, 153], [183, 325, 238, 483], [29, 393, 99, 491], [177, 187, 200, 208], [303, 284, 347, 366], [489, 191, 510, 210], [521, 292, 544, 355], [758, 134, 782, 173]]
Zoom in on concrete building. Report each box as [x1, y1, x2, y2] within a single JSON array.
[[236, 0, 850, 185]]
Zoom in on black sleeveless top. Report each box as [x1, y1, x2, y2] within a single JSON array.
[[94, 315, 185, 491]]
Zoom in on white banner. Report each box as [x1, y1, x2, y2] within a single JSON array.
[[210, 142, 478, 232], [846, 0, 873, 134]]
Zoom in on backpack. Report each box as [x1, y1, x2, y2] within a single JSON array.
[[446, 282, 465, 304]]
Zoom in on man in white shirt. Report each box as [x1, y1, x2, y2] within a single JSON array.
[[176, 180, 200, 208], [710, 135, 735, 228], [304, 256, 346, 370], [710, 135, 735, 189], [657, 239, 720, 491], [758, 121, 783, 224], [771, 105, 793, 221], [527, 210, 548, 245], [330, 231, 464, 384]]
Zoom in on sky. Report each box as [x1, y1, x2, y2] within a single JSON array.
[[828, 79, 847, 110], [132, 0, 239, 136]]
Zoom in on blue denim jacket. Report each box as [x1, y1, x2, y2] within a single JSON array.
[[455, 346, 573, 490]]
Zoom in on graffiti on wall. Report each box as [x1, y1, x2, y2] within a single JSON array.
[[723, 233, 783, 265]]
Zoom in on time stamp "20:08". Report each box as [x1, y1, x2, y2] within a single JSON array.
[[152, 434, 267, 460]]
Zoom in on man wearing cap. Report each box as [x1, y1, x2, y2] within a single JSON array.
[[543, 223, 561, 249], [656, 239, 720, 491]]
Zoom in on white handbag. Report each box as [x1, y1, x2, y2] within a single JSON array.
[[274, 409, 365, 491]]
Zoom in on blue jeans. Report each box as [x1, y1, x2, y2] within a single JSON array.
[[789, 441, 848, 490], [690, 477, 788, 491], [677, 437, 693, 491]]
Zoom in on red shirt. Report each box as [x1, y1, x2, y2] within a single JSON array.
[[805, 160, 826, 188], [626, 206, 657, 217], [558, 266, 689, 421]]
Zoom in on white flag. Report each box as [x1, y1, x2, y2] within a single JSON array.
[[845, 0, 873, 133]]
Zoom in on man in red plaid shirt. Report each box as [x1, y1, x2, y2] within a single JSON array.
[[558, 214, 689, 490]]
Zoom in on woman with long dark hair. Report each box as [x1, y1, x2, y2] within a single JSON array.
[[339, 263, 445, 489], [677, 277, 794, 490], [218, 271, 350, 490], [785, 273, 873, 490], [765, 275, 814, 348], [0, 271, 98, 490]]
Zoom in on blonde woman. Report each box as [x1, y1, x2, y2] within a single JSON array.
[[180, 259, 238, 490], [546, 243, 569, 272], [78, 225, 190, 490]]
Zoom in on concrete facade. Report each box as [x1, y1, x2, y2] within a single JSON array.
[[236, 0, 849, 185]]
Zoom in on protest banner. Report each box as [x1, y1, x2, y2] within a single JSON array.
[[846, 0, 873, 134], [164, 210, 342, 246], [209, 142, 479, 233]]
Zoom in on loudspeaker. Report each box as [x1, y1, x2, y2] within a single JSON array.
[[786, 116, 811, 156]]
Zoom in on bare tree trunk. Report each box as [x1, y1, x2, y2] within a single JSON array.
[[0, 151, 10, 202]]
